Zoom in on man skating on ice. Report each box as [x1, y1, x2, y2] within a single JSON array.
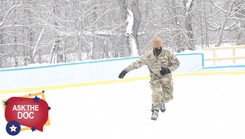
[[118, 35, 180, 120]]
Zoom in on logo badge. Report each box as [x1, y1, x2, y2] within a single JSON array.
[[3, 91, 51, 135]]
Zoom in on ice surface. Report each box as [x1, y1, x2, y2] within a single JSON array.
[[1, 74, 245, 139]]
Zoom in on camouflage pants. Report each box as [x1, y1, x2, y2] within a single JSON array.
[[150, 77, 173, 110]]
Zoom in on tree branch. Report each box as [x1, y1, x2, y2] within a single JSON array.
[[0, 0, 20, 28]]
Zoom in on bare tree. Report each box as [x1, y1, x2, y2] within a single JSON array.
[[1, 0, 245, 68], [209, 0, 236, 47], [233, 0, 245, 44]]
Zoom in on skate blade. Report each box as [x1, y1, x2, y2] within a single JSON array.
[[151, 117, 157, 121], [160, 109, 166, 113]]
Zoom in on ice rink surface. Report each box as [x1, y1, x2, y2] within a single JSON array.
[[1, 74, 245, 139]]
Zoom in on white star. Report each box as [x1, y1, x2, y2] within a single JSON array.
[[9, 124, 17, 132]]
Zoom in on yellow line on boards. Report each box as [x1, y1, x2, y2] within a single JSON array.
[[1, 71, 245, 94]]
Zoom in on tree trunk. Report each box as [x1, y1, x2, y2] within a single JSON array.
[[118, 0, 128, 20], [32, 27, 45, 63], [183, 0, 195, 50], [203, 1, 209, 47], [118, 0, 141, 56], [52, 0, 62, 63], [131, 0, 141, 55], [215, 18, 227, 47], [171, 0, 183, 52]]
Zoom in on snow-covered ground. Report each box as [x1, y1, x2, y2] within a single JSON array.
[[1, 74, 245, 139]]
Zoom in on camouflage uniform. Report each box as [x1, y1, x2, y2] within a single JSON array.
[[124, 49, 180, 111]]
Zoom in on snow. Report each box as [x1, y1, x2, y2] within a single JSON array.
[[186, 0, 193, 9], [126, 9, 134, 35], [1, 74, 245, 138]]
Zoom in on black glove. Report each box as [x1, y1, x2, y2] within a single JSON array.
[[160, 67, 171, 75], [118, 70, 127, 79]]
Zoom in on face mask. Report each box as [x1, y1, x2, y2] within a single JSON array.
[[153, 47, 162, 56]]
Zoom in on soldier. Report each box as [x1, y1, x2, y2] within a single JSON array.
[[118, 35, 180, 120]]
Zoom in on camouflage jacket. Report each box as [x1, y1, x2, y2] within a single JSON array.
[[124, 49, 180, 81]]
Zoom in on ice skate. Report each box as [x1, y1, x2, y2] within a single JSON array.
[[151, 109, 159, 120], [160, 103, 166, 113]]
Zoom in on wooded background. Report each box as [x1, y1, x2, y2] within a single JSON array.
[[0, 0, 244, 68]]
